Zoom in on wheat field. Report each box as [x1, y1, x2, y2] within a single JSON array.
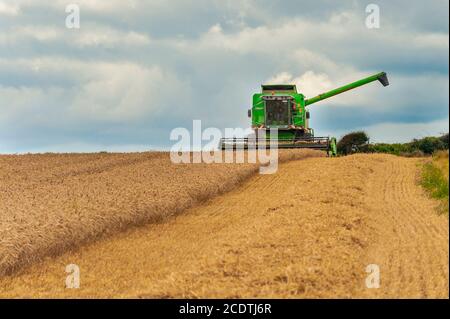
[[0, 153, 447, 298], [0, 150, 323, 276]]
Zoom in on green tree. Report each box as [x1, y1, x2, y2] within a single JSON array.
[[337, 131, 370, 155]]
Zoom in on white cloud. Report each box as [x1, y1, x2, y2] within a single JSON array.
[[0, 58, 191, 124], [69, 62, 188, 121], [0, 1, 20, 16], [176, 17, 345, 54], [72, 26, 150, 48], [11, 0, 189, 16], [14, 26, 62, 42], [0, 85, 69, 136], [169, 10, 448, 81], [10, 0, 137, 13], [413, 33, 449, 50], [0, 25, 150, 47]]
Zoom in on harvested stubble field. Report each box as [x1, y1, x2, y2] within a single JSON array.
[[0, 150, 320, 277], [0, 151, 448, 298]]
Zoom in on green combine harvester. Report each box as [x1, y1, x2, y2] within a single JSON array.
[[220, 72, 389, 156]]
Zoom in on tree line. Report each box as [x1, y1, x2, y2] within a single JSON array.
[[337, 131, 449, 156]]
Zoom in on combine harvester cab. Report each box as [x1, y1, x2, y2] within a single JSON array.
[[220, 72, 389, 156]]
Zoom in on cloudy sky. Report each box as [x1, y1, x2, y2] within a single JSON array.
[[0, 0, 448, 153]]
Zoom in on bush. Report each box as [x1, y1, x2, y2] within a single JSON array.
[[411, 136, 446, 155], [367, 143, 412, 155], [337, 132, 449, 157], [337, 131, 370, 155], [439, 133, 449, 149]]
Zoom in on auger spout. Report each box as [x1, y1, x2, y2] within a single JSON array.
[[305, 72, 389, 106]]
